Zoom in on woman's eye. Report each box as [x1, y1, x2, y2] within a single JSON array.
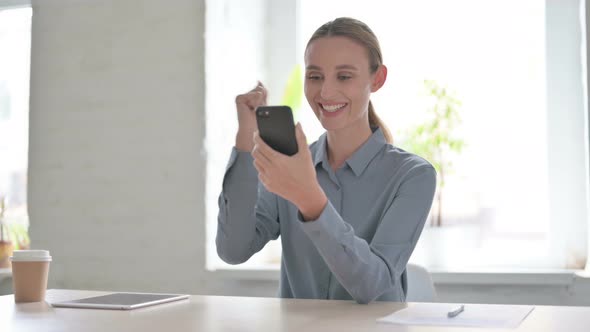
[[307, 75, 322, 80], [338, 75, 352, 81]]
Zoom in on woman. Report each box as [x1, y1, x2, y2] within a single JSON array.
[[217, 17, 436, 304]]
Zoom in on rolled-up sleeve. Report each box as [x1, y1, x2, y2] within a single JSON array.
[[216, 148, 280, 264], [299, 165, 436, 304]]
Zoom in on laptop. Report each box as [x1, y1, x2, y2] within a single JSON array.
[[51, 292, 190, 310]]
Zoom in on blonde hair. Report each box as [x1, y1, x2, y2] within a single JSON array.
[[306, 17, 393, 144]]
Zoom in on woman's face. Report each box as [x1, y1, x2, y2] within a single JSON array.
[[304, 36, 384, 133]]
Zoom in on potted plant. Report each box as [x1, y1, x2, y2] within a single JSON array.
[[0, 196, 13, 268], [0, 196, 30, 269], [400, 80, 465, 227]]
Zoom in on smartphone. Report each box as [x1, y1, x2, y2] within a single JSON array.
[[255, 105, 298, 156]]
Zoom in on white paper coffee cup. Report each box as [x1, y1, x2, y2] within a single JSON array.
[[10, 250, 52, 303]]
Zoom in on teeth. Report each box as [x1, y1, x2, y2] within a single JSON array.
[[322, 103, 346, 112]]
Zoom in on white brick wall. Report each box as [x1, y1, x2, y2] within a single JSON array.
[[28, 0, 207, 293]]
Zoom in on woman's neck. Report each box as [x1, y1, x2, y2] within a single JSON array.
[[326, 122, 373, 171]]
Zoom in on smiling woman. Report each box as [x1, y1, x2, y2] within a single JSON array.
[[215, 17, 437, 304]]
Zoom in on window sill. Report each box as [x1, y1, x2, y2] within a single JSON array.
[[0, 0, 32, 10], [0, 268, 12, 283], [208, 267, 588, 286], [430, 269, 579, 286]]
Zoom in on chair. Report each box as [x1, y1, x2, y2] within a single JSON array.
[[405, 263, 437, 302]]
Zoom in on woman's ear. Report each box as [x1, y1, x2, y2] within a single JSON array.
[[371, 65, 387, 92]]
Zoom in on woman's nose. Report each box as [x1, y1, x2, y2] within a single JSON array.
[[320, 80, 337, 99]]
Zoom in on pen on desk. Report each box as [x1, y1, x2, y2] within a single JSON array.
[[447, 305, 465, 318]]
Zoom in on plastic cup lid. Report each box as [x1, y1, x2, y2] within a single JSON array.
[[10, 250, 52, 262]]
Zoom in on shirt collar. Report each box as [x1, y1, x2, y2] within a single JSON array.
[[313, 127, 387, 176], [313, 132, 328, 168]]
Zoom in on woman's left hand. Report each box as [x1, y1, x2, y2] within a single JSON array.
[[252, 123, 328, 220]]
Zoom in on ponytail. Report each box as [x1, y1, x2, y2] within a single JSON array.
[[368, 100, 393, 144]]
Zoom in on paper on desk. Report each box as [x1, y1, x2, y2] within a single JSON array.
[[377, 303, 534, 329]]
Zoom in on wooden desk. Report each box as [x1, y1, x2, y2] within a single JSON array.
[[2, 289, 590, 331]]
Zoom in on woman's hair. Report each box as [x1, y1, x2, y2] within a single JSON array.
[[306, 17, 393, 144]]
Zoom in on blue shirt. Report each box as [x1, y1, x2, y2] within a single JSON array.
[[216, 127, 436, 304]]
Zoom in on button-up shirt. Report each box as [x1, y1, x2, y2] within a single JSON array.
[[217, 127, 436, 304]]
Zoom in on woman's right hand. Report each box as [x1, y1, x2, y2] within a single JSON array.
[[234, 81, 268, 152]]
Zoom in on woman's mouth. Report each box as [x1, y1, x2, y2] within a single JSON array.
[[320, 103, 347, 116]]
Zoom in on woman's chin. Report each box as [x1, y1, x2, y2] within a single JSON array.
[[318, 119, 344, 132]]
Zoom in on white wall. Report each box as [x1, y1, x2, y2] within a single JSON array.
[[28, 0, 207, 293], [8, 0, 590, 306]]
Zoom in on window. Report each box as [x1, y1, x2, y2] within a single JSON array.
[[0, 6, 32, 252], [206, 0, 588, 271]]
